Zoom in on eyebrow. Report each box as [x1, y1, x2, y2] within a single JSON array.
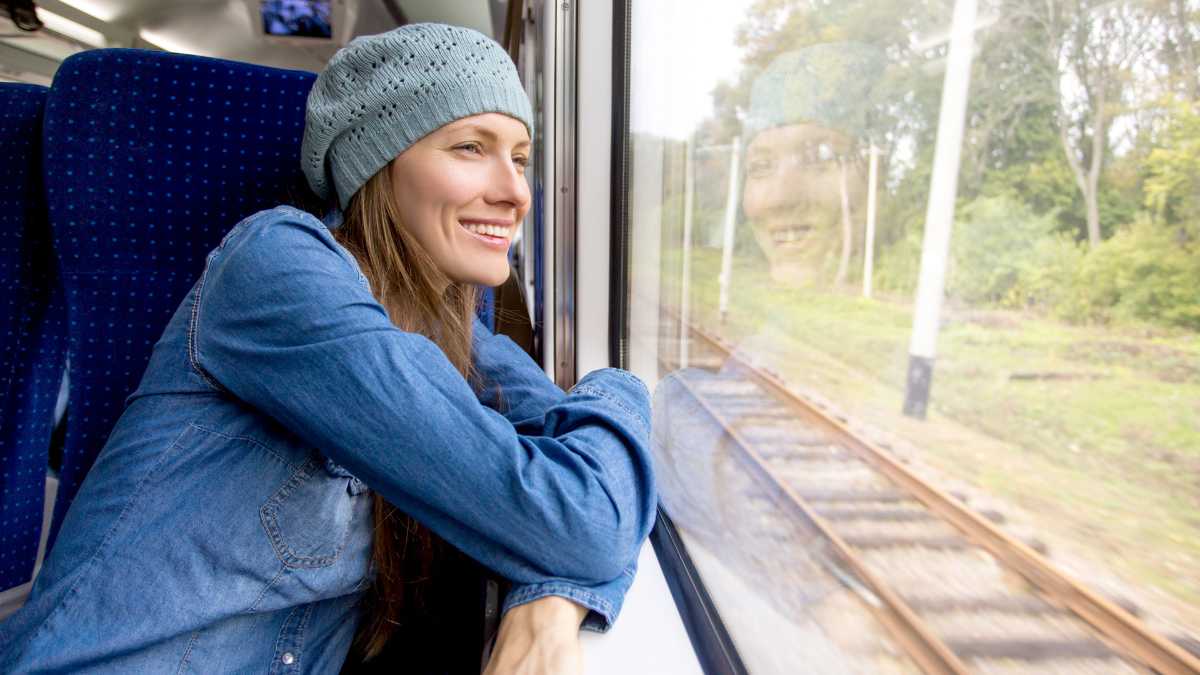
[[448, 123, 531, 149]]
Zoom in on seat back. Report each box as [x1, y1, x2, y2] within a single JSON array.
[[0, 83, 68, 591], [40, 48, 501, 550], [41, 50, 317, 546]]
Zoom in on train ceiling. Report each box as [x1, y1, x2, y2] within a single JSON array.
[[1, 0, 508, 82]]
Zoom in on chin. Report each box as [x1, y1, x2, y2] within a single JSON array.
[[455, 263, 509, 288], [768, 261, 819, 287], [480, 270, 509, 287]]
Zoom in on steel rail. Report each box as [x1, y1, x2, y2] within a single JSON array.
[[683, 324, 1200, 675], [672, 374, 971, 675]]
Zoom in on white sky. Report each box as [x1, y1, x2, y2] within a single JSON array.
[[630, 0, 759, 139]]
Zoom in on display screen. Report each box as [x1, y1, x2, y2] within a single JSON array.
[[260, 0, 332, 39]]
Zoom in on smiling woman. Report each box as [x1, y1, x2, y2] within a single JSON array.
[[0, 22, 656, 675], [741, 43, 884, 289], [743, 121, 865, 287], [386, 114, 531, 287]]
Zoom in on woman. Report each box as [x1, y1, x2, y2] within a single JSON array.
[[740, 44, 884, 288], [648, 42, 891, 671], [0, 23, 656, 673]]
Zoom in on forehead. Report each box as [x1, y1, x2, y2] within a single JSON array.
[[438, 113, 531, 145], [747, 122, 851, 155]]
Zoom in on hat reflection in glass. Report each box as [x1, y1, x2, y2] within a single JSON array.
[[742, 43, 884, 288]]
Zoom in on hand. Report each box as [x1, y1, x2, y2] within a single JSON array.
[[482, 595, 588, 675]]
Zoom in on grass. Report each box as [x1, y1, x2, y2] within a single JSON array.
[[667, 246, 1200, 625]]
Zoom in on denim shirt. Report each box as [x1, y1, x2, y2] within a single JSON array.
[[0, 206, 657, 673]]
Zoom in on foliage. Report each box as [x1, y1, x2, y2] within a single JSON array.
[[698, 0, 1200, 332], [870, 199, 1200, 331], [873, 229, 923, 295], [1065, 218, 1200, 329], [947, 196, 1059, 304], [1143, 98, 1200, 234], [982, 150, 1138, 243], [1006, 232, 1085, 312]]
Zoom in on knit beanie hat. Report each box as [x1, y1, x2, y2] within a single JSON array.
[[745, 43, 885, 142], [301, 23, 534, 209]]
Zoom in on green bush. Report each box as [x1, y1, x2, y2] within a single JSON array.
[[1008, 233, 1085, 312], [871, 195, 1200, 331], [873, 229, 922, 295], [947, 196, 1058, 305], [1066, 219, 1200, 329], [1144, 99, 1200, 233]]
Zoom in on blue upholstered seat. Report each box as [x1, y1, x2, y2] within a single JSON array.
[[0, 83, 68, 591], [38, 49, 500, 554], [40, 50, 319, 547]]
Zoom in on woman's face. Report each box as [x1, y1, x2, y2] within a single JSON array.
[[389, 112, 531, 287], [742, 122, 865, 287]]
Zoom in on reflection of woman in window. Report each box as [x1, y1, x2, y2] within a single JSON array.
[[741, 44, 884, 288], [651, 43, 892, 672]]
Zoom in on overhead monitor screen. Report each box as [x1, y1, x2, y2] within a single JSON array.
[[261, 0, 332, 39]]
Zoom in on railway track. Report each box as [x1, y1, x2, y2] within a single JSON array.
[[660, 321, 1200, 675]]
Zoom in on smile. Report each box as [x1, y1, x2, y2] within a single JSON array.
[[769, 225, 813, 245], [459, 220, 514, 248]]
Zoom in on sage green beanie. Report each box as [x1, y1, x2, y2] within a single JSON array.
[[301, 23, 534, 209], [745, 43, 885, 142]]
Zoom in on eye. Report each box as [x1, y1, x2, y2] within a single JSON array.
[[747, 156, 775, 177], [512, 155, 529, 170], [454, 142, 483, 155]]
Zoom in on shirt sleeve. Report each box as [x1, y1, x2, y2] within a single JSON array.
[[470, 318, 638, 629], [504, 559, 640, 633], [190, 209, 656, 622], [470, 317, 567, 434]]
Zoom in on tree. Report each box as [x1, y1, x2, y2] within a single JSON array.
[[1148, 0, 1200, 100], [1143, 98, 1200, 235], [715, 0, 952, 259], [1010, 0, 1159, 248]]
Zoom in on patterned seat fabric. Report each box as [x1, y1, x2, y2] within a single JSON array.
[[39, 49, 501, 552], [0, 84, 68, 591], [41, 50, 318, 548]]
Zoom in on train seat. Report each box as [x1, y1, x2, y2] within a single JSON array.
[[38, 48, 318, 549], [35, 46, 500, 558], [0, 83, 68, 593]]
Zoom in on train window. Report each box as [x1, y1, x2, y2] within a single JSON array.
[[625, 0, 1200, 672]]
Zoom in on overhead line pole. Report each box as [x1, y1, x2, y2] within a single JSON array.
[[903, 0, 978, 419], [862, 143, 880, 299], [680, 136, 695, 367], [718, 136, 741, 325]]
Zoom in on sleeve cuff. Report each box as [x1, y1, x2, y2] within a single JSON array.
[[501, 565, 638, 633]]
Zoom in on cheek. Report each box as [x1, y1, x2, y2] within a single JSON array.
[[438, 171, 484, 208], [808, 171, 847, 210], [400, 163, 479, 216], [742, 180, 769, 217], [396, 188, 465, 251], [749, 227, 774, 254]]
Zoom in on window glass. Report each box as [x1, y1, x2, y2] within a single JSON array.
[[628, 1, 1200, 672]]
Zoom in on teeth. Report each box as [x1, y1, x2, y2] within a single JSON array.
[[772, 226, 811, 243], [461, 222, 510, 238]]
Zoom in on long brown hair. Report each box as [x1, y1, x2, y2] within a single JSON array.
[[331, 164, 481, 661]]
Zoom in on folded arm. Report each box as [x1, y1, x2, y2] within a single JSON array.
[[191, 209, 656, 626], [471, 317, 567, 433]]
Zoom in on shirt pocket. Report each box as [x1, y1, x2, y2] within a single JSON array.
[[260, 455, 371, 569]]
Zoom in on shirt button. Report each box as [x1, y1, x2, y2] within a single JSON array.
[[281, 652, 295, 665]]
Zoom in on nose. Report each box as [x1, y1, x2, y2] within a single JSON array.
[[749, 169, 821, 217], [484, 156, 530, 217]]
